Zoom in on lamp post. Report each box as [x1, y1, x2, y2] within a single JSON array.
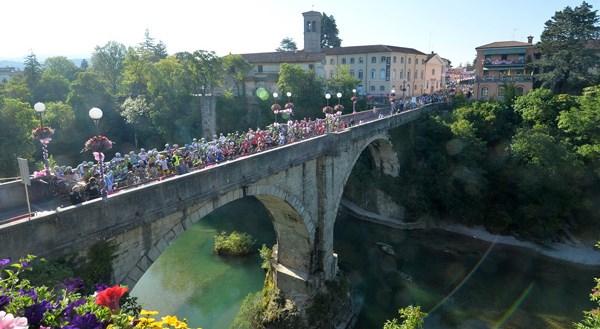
[[34, 102, 51, 177], [286, 91, 292, 103], [88, 107, 105, 195], [272, 92, 280, 123], [352, 89, 357, 113], [325, 93, 331, 107], [402, 80, 406, 99], [336, 92, 342, 105]]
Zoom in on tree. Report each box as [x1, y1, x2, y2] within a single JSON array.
[[91, 41, 127, 95], [324, 65, 361, 111], [43, 56, 80, 82], [321, 13, 342, 48], [34, 72, 70, 103], [535, 1, 600, 94], [0, 98, 37, 177], [276, 37, 298, 52], [382, 305, 427, 329], [277, 63, 324, 119], [119, 95, 152, 148], [139, 29, 168, 63], [222, 54, 252, 96], [23, 51, 42, 89]]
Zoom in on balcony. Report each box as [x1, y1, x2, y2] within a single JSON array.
[[475, 75, 533, 83], [483, 58, 526, 66]]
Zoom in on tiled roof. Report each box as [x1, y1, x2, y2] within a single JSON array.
[[322, 45, 426, 55], [476, 41, 534, 49], [241, 51, 324, 64]]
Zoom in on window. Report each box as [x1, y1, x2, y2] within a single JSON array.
[[341, 58, 347, 64], [330, 58, 335, 65], [359, 57, 364, 64], [381, 56, 386, 63], [408, 58, 412, 64], [498, 86, 506, 97], [371, 69, 376, 79], [422, 59, 425, 65], [515, 86, 524, 96], [380, 69, 385, 80], [311, 20, 316, 32], [407, 69, 411, 81], [501, 54, 507, 60], [380, 85, 385, 91], [371, 56, 376, 63], [534, 53, 541, 60], [370, 85, 376, 91], [481, 87, 489, 98], [392, 69, 396, 79], [393, 56, 397, 63], [330, 70, 334, 78], [400, 57, 404, 63], [350, 57, 355, 64], [400, 70, 403, 79], [432, 69, 435, 76], [257, 65, 263, 73], [358, 69, 363, 79], [420, 70, 424, 79], [309, 64, 314, 70], [350, 70, 355, 77]]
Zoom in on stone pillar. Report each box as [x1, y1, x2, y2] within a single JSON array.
[[199, 96, 217, 139]]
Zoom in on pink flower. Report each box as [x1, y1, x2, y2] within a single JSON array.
[[0, 311, 28, 329]]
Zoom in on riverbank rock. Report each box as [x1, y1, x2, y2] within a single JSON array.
[[376, 242, 395, 256]]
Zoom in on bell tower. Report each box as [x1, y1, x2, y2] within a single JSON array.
[[303, 11, 321, 53]]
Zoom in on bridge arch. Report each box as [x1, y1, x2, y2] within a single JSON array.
[[123, 184, 314, 289]]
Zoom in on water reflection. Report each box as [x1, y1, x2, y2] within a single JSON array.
[[132, 198, 599, 329]]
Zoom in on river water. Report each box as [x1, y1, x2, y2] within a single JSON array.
[[131, 197, 599, 329]]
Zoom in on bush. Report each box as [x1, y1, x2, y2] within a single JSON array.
[[213, 231, 256, 256]]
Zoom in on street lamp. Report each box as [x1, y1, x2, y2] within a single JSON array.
[[88, 107, 105, 196], [89, 107, 103, 136], [286, 91, 292, 103], [336, 92, 342, 104], [402, 80, 407, 99], [352, 89, 357, 113], [325, 93, 331, 106], [271, 92, 280, 123], [33, 102, 51, 177]]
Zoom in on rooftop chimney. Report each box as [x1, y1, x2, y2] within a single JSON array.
[[527, 35, 533, 44]]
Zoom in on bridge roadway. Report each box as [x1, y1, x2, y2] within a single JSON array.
[[0, 103, 443, 317]]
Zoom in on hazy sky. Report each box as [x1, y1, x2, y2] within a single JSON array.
[[2, 0, 589, 66]]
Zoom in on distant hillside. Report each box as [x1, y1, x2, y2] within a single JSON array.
[[0, 57, 89, 70]]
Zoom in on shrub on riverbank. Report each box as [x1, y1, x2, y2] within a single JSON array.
[[213, 231, 255, 256]]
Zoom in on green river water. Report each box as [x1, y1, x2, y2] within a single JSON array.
[[131, 197, 599, 329]]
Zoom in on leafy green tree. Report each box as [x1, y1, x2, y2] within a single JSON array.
[[222, 54, 252, 96], [34, 72, 70, 102], [0, 98, 37, 177], [383, 305, 427, 329], [0, 75, 32, 103], [139, 29, 168, 63], [321, 13, 342, 48], [514, 88, 568, 129], [277, 63, 325, 119], [276, 37, 298, 52], [91, 41, 127, 95], [558, 85, 600, 177], [23, 51, 42, 89], [43, 56, 80, 82], [118, 95, 152, 148], [175, 50, 224, 96], [122, 48, 151, 97], [510, 126, 585, 238], [324, 65, 360, 112], [535, 1, 600, 94]]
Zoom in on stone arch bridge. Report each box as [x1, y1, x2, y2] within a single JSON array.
[[0, 104, 442, 310]]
